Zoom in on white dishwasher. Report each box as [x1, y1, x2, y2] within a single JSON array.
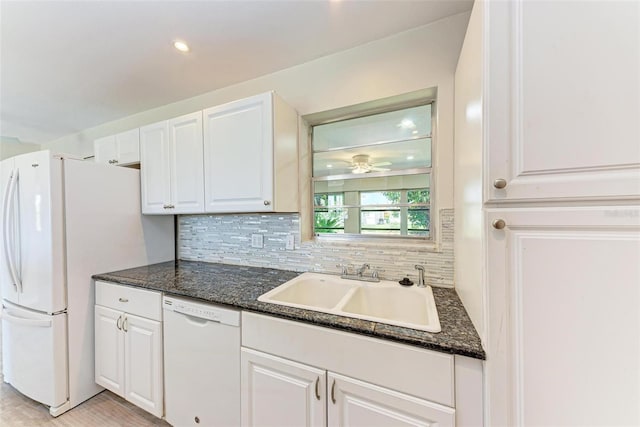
[[163, 295, 240, 426]]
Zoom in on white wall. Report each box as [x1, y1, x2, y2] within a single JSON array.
[[453, 2, 484, 339], [0, 140, 41, 160], [44, 12, 471, 218]]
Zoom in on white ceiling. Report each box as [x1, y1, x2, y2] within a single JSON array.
[[0, 0, 472, 145]]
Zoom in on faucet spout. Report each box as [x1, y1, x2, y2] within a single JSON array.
[[357, 263, 370, 277]]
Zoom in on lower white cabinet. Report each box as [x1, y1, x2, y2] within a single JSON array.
[[242, 348, 326, 427], [241, 348, 454, 427], [329, 372, 455, 427], [94, 282, 163, 418], [241, 312, 477, 426]]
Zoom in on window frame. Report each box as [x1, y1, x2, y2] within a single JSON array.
[[309, 99, 436, 242]]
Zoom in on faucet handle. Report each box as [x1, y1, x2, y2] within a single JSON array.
[[336, 264, 350, 275], [371, 268, 385, 279]]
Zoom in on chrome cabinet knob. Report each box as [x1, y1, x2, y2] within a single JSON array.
[[263, 200, 271, 206], [492, 219, 506, 230], [493, 178, 507, 189]]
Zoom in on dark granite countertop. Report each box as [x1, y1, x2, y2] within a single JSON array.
[[93, 260, 485, 360]]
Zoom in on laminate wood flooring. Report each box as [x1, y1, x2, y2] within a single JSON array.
[[0, 320, 170, 426]]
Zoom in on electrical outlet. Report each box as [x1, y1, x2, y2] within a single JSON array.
[[285, 234, 295, 250], [251, 234, 264, 248]]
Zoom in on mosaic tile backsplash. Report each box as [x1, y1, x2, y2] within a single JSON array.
[[179, 209, 454, 287]]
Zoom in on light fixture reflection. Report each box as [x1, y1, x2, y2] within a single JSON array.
[[173, 40, 190, 52]]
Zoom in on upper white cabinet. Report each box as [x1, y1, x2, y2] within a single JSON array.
[[94, 129, 140, 166], [485, 0, 640, 203], [203, 92, 299, 213], [140, 111, 205, 214]]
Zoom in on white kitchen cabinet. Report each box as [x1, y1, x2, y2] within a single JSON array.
[[94, 129, 140, 166], [241, 312, 482, 427], [140, 111, 204, 214], [485, 207, 640, 427], [94, 281, 163, 418], [484, 0, 640, 203], [241, 346, 454, 427], [203, 92, 299, 213], [241, 348, 326, 427], [328, 372, 454, 427]]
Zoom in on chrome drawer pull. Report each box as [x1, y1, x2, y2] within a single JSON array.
[[119, 297, 129, 303]]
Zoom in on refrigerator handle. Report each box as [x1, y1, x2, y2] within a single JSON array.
[[1, 308, 52, 328], [2, 169, 21, 292]]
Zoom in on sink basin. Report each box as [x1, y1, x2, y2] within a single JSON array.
[[258, 272, 441, 333], [338, 285, 440, 332], [257, 273, 357, 310]]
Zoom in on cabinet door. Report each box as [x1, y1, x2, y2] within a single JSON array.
[[485, 1, 640, 203], [485, 207, 640, 426], [115, 129, 140, 166], [95, 305, 124, 397], [94, 135, 117, 165], [241, 348, 325, 427], [168, 111, 204, 214], [140, 121, 172, 214], [123, 313, 163, 418], [203, 92, 274, 213], [328, 372, 454, 427]]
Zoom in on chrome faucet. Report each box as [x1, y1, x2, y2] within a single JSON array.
[[415, 265, 426, 287], [357, 263, 370, 277]]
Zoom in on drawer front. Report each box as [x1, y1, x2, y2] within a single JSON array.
[[95, 281, 162, 321]]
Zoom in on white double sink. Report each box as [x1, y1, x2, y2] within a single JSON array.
[[258, 272, 441, 333]]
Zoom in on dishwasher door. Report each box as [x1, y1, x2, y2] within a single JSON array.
[[163, 296, 240, 427]]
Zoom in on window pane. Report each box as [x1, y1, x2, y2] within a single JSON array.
[[313, 104, 432, 152], [313, 138, 431, 177], [407, 189, 430, 204], [361, 209, 401, 235], [360, 191, 400, 206], [314, 208, 345, 234]]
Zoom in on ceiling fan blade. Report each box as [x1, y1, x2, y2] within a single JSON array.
[[370, 167, 390, 172], [371, 161, 392, 167]]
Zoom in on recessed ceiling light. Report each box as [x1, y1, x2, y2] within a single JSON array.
[[412, 130, 418, 135], [407, 155, 415, 160], [327, 164, 333, 168], [173, 40, 190, 52]]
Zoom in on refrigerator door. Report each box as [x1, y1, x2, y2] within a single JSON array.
[[1, 301, 68, 408], [14, 151, 66, 313], [0, 157, 20, 305]]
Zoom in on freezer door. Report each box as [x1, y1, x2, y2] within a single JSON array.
[[0, 157, 20, 305], [1, 302, 68, 408], [14, 151, 66, 313]]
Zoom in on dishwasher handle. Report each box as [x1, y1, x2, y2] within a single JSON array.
[[164, 297, 241, 327]]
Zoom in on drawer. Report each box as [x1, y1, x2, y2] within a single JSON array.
[[95, 281, 162, 321]]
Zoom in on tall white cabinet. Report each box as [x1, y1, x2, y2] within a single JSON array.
[[465, 1, 640, 426]]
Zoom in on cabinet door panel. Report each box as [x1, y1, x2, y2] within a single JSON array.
[[204, 93, 273, 213], [116, 129, 140, 166], [486, 208, 640, 426], [140, 121, 171, 214], [124, 313, 163, 418], [169, 111, 204, 213], [241, 348, 325, 427], [328, 372, 454, 427], [485, 0, 640, 202], [94, 136, 117, 165], [95, 306, 124, 396]]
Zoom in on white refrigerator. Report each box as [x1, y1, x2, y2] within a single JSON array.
[[0, 150, 174, 416]]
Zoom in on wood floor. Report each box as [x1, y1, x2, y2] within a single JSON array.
[[0, 321, 170, 426]]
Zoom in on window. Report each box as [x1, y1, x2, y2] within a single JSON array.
[[312, 103, 433, 239]]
